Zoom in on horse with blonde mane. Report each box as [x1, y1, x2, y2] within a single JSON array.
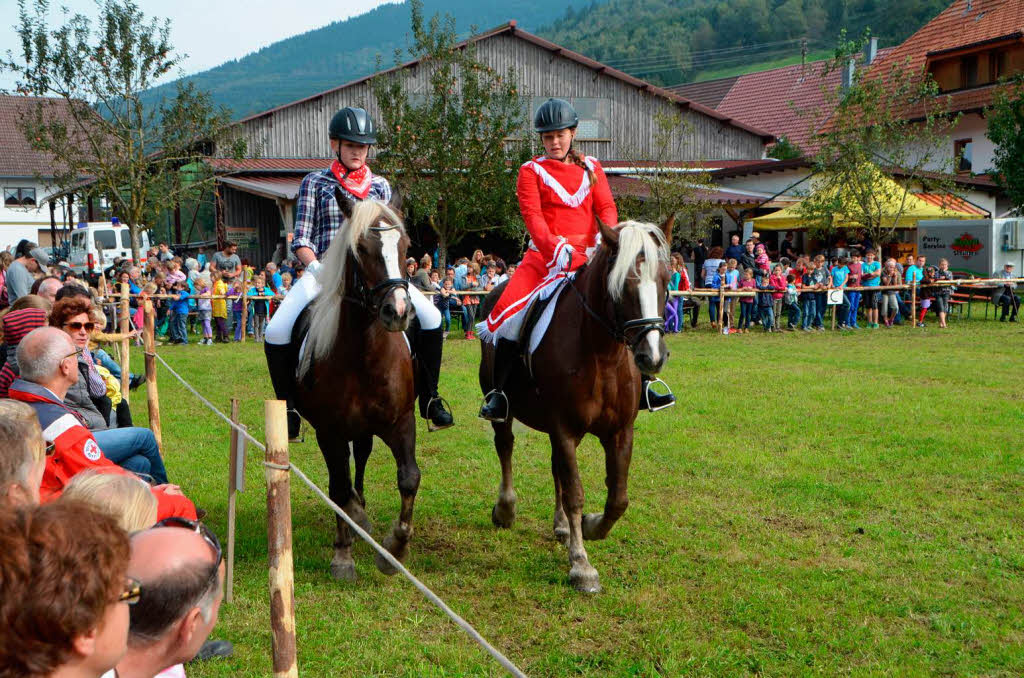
[[478, 216, 674, 593], [293, 190, 421, 580]]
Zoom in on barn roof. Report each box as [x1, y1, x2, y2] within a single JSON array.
[[0, 96, 77, 178], [236, 21, 775, 143]]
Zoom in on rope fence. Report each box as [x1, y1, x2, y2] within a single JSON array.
[[143, 305, 527, 678]]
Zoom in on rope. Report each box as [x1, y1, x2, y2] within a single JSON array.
[[152, 352, 528, 678]]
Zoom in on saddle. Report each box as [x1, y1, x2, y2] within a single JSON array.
[[514, 278, 569, 380]]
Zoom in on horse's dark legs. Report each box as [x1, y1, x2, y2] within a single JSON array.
[[491, 419, 517, 528], [551, 451, 569, 545], [345, 436, 373, 535], [374, 413, 420, 575], [550, 431, 600, 593], [317, 432, 357, 581], [583, 427, 634, 541]]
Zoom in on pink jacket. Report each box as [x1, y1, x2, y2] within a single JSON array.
[[769, 273, 787, 300]]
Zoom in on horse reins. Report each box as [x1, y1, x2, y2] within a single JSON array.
[[566, 264, 665, 353]]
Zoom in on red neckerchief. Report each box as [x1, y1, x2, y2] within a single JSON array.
[[331, 160, 372, 200]]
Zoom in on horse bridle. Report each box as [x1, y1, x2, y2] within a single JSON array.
[[567, 264, 665, 353], [342, 223, 409, 317]]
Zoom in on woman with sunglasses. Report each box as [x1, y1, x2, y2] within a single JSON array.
[[49, 296, 171, 485]]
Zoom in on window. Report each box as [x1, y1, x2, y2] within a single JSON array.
[[92, 230, 117, 250], [961, 55, 979, 88], [4, 187, 36, 207], [121, 230, 132, 248], [990, 50, 1008, 81], [954, 138, 972, 173]]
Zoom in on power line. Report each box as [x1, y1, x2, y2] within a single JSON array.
[[603, 37, 809, 66]]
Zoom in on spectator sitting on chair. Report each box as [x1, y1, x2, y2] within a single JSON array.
[[8, 327, 196, 521], [994, 262, 1019, 322], [0, 399, 48, 508], [0, 501, 133, 678], [114, 520, 230, 677]]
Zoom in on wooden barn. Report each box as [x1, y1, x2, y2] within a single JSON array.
[[211, 21, 774, 264]]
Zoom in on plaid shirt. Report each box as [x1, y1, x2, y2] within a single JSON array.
[[291, 169, 392, 257]]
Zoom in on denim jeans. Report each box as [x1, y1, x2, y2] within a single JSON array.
[[785, 301, 802, 328], [438, 306, 451, 331], [759, 305, 774, 330], [94, 348, 122, 379], [708, 298, 719, 323], [739, 302, 755, 329], [801, 295, 816, 329], [233, 310, 243, 340], [846, 291, 861, 326], [93, 427, 169, 484], [814, 292, 827, 327]]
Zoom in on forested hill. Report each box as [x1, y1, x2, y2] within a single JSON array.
[[537, 0, 951, 86], [143, 0, 586, 119]]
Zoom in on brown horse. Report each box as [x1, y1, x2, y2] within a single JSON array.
[[478, 216, 674, 592], [294, 192, 420, 581]]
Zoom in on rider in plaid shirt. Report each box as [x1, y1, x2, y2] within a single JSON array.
[[264, 107, 454, 437]]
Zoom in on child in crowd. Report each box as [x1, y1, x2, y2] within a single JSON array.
[[861, 249, 881, 328], [250, 274, 270, 342], [724, 258, 740, 332], [229, 280, 244, 341], [755, 267, 775, 332], [737, 268, 756, 332], [830, 257, 851, 329], [279, 272, 292, 296], [801, 260, 818, 331], [933, 258, 954, 328], [784, 273, 802, 329], [708, 261, 726, 328], [459, 262, 481, 340], [755, 243, 770, 272], [434, 278, 461, 336], [917, 266, 937, 328], [169, 280, 190, 345], [846, 252, 863, 328], [769, 264, 787, 330], [211, 271, 228, 342], [665, 255, 683, 333], [880, 259, 901, 327], [810, 255, 829, 329], [196, 278, 213, 345]]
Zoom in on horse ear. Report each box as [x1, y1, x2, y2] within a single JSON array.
[[660, 213, 676, 244], [333, 187, 354, 220], [388, 187, 403, 214], [598, 217, 619, 248]]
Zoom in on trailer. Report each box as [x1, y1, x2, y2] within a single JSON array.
[[917, 218, 1024, 277]]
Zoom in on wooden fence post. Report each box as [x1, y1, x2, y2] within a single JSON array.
[[142, 300, 162, 448], [119, 282, 130, 401], [264, 400, 298, 678], [910, 281, 917, 327], [240, 269, 250, 344], [226, 398, 246, 605], [717, 285, 725, 334]]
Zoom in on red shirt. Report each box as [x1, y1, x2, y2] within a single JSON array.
[[517, 156, 618, 263]]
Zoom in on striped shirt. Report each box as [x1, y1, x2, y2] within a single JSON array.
[[292, 169, 392, 258]]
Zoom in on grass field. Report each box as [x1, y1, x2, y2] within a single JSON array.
[[134, 319, 1024, 676]]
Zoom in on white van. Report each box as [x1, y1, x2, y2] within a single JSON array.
[[68, 218, 151, 278]]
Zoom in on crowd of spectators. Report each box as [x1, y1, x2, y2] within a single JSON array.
[[0, 239, 232, 676]]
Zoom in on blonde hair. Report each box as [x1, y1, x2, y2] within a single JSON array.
[[62, 471, 158, 532], [0, 400, 45, 493]]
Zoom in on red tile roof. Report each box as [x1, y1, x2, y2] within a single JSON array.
[[206, 157, 331, 172], [915, 192, 988, 215], [867, 0, 1024, 116], [0, 96, 84, 178], [236, 22, 775, 142], [670, 50, 894, 152]]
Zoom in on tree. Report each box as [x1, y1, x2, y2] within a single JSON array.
[[616, 110, 715, 246], [2, 0, 247, 261], [767, 136, 803, 161], [796, 34, 961, 247], [986, 74, 1024, 214], [371, 0, 530, 267]]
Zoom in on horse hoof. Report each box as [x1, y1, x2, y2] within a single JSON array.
[[491, 502, 516, 529], [553, 525, 570, 546], [581, 513, 606, 540], [374, 534, 407, 576], [569, 564, 601, 594], [330, 559, 357, 582]]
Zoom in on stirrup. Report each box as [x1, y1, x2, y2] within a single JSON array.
[[424, 396, 454, 433], [287, 408, 305, 443], [478, 389, 509, 423], [643, 378, 676, 413]]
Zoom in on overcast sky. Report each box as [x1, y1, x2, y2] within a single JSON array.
[[0, 0, 396, 89]]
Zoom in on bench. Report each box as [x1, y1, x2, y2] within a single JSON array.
[[950, 289, 994, 319]]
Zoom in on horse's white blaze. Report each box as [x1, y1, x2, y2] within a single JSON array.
[[638, 279, 660, 363], [379, 227, 407, 315]]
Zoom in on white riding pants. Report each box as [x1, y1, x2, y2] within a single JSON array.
[[265, 271, 441, 346]]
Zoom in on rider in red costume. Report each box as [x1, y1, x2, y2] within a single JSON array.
[[478, 99, 675, 421]]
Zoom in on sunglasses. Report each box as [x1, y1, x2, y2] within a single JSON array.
[[155, 516, 223, 567], [64, 322, 96, 332], [119, 577, 142, 605], [62, 347, 84, 361]]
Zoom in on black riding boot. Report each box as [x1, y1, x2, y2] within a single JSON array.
[[416, 327, 454, 431], [479, 338, 518, 422], [264, 341, 301, 440], [640, 375, 676, 412]]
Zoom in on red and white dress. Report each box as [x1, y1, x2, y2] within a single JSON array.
[[479, 155, 618, 342]]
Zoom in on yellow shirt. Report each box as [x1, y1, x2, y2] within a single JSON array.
[[212, 280, 228, 317]]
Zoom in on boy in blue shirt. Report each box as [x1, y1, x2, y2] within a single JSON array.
[[169, 280, 191, 345], [830, 257, 851, 329], [861, 249, 881, 328]]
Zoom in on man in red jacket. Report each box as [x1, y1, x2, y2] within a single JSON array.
[[9, 327, 196, 520]]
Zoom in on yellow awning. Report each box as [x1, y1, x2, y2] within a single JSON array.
[[752, 171, 981, 231]]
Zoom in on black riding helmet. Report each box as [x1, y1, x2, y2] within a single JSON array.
[[329, 106, 377, 145], [533, 98, 578, 133]]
